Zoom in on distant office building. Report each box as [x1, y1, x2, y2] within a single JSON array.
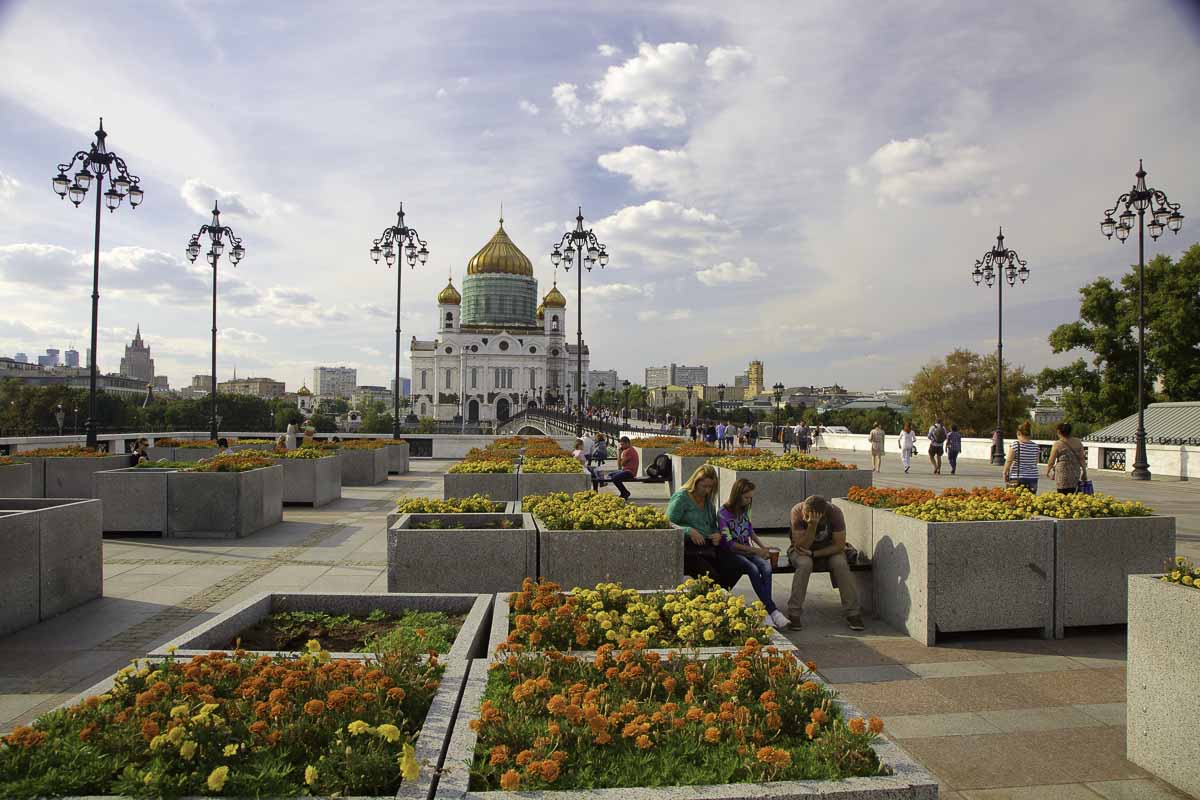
[[645, 363, 709, 389], [734, 373, 749, 388], [13, 352, 28, 364], [390, 377, 412, 398], [587, 369, 620, 394], [189, 374, 212, 396], [119, 325, 155, 383], [152, 375, 170, 390], [352, 385, 393, 409], [218, 376, 285, 398], [64, 348, 80, 368], [37, 348, 61, 367], [313, 366, 357, 400], [746, 360, 764, 396]]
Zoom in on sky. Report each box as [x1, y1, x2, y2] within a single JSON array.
[[1, 0, 1198, 394]]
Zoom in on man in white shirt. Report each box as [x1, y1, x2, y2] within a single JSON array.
[[715, 422, 726, 450]]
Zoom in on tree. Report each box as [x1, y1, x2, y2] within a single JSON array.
[[1141, 245, 1200, 401], [908, 349, 1033, 436], [360, 401, 394, 434]]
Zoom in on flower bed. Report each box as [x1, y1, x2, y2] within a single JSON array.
[[388, 494, 505, 530], [337, 439, 390, 450], [524, 493, 683, 590], [521, 457, 585, 474], [227, 608, 465, 654], [847, 486, 936, 508], [1160, 555, 1200, 589], [492, 577, 774, 654], [439, 641, 937, 799], [0, 647, 455, 799], [13, 445, 108, 457], [450, 460, 513, 473], [630, 436, 685, 448]]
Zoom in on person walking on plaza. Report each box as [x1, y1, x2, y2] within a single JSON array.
[[705, 421, 718, 446], [1003, 420, 1041, 493], [667, 465, 736, 589], [797, 422, 811, 453], [781, 423, 793, 453], [715, 421, 727, 451], [1046, 422, 1088, 494], [285, 422, 298, 450], [812, 424, 823, 451], [717, 479, 789, 629], [868, 421, 885, 472], [946, 424, 963, 474], [607, 436, 639, 500], [786, 495, 864, 631], [688, 418, 698, 442], [927, 418, 947, 474], [899, 421, 916, 473], [725, 422, 736, 450]]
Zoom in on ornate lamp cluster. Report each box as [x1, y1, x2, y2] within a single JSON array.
[[52, 119, 143, 212], [186, 202, 245, 267], [972, 228, 1029, 288], [1100, 160, 1184, 243]]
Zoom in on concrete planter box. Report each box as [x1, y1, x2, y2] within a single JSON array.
[[436, 657, 938, 800], [802, 467, 873, 500], [171, 446, 221, 462], [668, 453, 714, 492], [339, 447, 390, 485], [387, 441, 411, 474], [145, 445, 177, 461], [15, 454, 132, 497], [388, 513, 536, 595], [535, 515, 685, 590], [94, 467, 171, 533], [832, 498, 883, 556], [167, 465, 283, 538], [274, 454, 342, 507], [386, 502, 514, 532], [444, 472, 518, 502], [1127, 575, 1200, 798], [232, 442, 276, 452], [53, 655, 469, 800], [633, 445, 677, 477], [0, 498, 102, 636], [487, 589, 796, 660], [150, 591, 492, 663], [715, 466, 805, 529], [871, 510, 1055, 645], [1055, 516, 1176, 637], [517, 470, 591, 500], [0, 461, 34, 497]]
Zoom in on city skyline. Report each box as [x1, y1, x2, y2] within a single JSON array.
[[1, 2, 1198, 393]]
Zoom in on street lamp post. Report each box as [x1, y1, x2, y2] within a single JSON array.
[[371, 203, 430, 434], [622, 379, 631, 421], [686, 385, 694, 420], [51, 118, 144, 448], [773, 382, 784, 433], [972, 227, 1030, 466], [718, 383, 725, 412], [1100, 160, 1184, 481], [186, 201, 246, 441], [73, 406, 79, 434], [550, 207, 609, 436], [55, 404, 65, 436]]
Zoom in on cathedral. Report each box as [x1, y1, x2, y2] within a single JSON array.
[[409, 217, 589, 424]]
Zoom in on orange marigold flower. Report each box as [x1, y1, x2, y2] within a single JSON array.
[[78, 722, 98, 742], [135, 690, 155, 708], [593, 731, 613, 745], [265, 731, 282, 746], [805, 721, 818, 739], [766, 712, 782, 730], [499, 769, 521, 790], [805, 660, 817, 671], [249, 720, 268, 735], [387, 687, 406, 701], [539, 760, 561, 782], [800, 681, 819, 692], [489, 745, 510, 765], [810, 708, 827, 724], [269, 703, 286, 718], [515, 749, 535, 767], [703, 726, 721, 743], [848, 717, 866, 734], [868, 716, 884, 734], [547, 722, 561, 736], [141, 719, 160, 742], [303, 699, 325, 716], [636, 734, 653, 750], [685, 706, 703, 722], [268, 688, 287, 704]]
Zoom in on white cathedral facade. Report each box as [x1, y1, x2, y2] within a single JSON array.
[[409, 218, 589, 424]]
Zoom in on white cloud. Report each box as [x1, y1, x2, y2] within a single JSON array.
[[554, 42, 702, 131], [518, 99, 540, 116], [180, 178, 293, 219], [705, 45, 753, 80], [219, 328, 266, 344], [597, 43, 621, 57], [597, 146, 692, 193], [857, 134, 994, 206], [582, 282, 651, 299], [0, 170, 19, 203], [593, 200, 737, 263], [696, 258, 766, 286], [551, 82, 584, 128], [637, 309, 690, 322], [435, 87, 447, 98]]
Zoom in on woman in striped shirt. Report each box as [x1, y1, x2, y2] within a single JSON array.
[[1003, 420, 1041, 493]]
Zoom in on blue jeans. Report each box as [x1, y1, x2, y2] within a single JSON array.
[[607, 469, 634, 498], [721, 551, 776, 613]]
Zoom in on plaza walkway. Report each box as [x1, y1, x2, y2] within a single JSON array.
[[0, 453, 1195, 798]]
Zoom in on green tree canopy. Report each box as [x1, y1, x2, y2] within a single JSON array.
[[908, 349, 1033, 436]]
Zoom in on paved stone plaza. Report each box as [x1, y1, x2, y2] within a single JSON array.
[[0, 450, 1196, 798]]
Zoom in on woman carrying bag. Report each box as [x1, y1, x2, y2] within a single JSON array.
[[1046, 421, 1090, 494], [898, 421, 916, 473]]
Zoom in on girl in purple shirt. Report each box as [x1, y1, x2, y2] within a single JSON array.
[[717, 478, 790, 628]]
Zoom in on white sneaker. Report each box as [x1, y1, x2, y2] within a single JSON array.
[[769, 610, 790, 629]]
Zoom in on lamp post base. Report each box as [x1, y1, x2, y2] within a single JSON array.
[[990, 453, 1005, 466], [84, 420, 98, 450]]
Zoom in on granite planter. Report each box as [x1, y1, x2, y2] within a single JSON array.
[[443, 472, 518, 502], [802, 467, 873, 500], [388, 513, 536, 595], [52, 655, 470, 800], [15, 453, 132, 497], [1127, 574, 1200, 798], [339, 447, 390, 485], [871, 510, 1055, 645], [1054, 515, 1176, 637], [435, 657, 938, 800], [715, 466, 806, 529], [633, 445, 677, 477], [535, 515, 685, 590], [275, 454, 342, 507], [832, 497, 882, 556], [0, 461, 34, 497], [171, 446, 220, 462], [517, 470, 591, 500], [145, 445, 177, 461], [0, 498, 102, 636], [94, 467, 171, 533], [668, 453, 712, 492], [387, 441, 411, 474], [166, 465, 283, 538], [150, 591, 492, 662]]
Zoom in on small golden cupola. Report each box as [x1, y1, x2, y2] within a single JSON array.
[[437, 278, 462, 305], [542, 282, 567, 308]]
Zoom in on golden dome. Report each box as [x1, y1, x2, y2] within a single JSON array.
[[536, 302, 545, 320], [466, 219, 533, 276], [296, 384, 312, 396], [542, 282, 567, 308], [437, 279, 462, 305]]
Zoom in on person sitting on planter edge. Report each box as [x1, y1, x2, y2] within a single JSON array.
[[667, 465, 737, 590], [786, 495, 865, 632], [718, 478, 790, 629], [606, 436, 639, 500], [217, 438, 235, 455]]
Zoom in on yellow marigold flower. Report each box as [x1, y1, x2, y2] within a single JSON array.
[[306, 639, 321, 653], [703, 629, 716, 642], [167, 726, 186, 745], [206, 765, 229, 792], [223, 743, 239, 757], [400, 742, 420, 781], [170, 704, 190, 718], [376, 723, 402, 743], [347, 720, 372, 736], [179, 740, 198, 760], [305, 765, 319, 786], [142, 771, 155, 785], [165, 644, 178, 655]]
